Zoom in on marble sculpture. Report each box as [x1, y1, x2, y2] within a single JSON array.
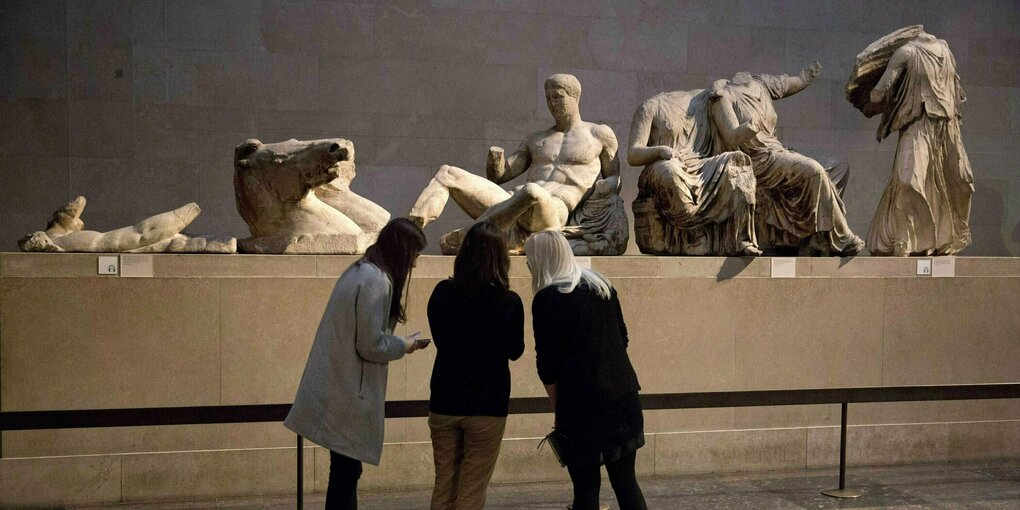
[[629, 86, 761, 256], [710, 63, 865, 256], [631, 63, 862, 256], [847, 25, 973, 256], [17, 35, 977, 259], [18, 196, 235, 253], [408, 74, 628, 255], [233, 138, 390, 254]]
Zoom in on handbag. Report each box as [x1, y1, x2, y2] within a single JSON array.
[[538, 428, 570, 467]]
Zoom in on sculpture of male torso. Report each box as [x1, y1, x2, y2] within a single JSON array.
[[410, 73, 627, 255], [499, 121, 617, 230]]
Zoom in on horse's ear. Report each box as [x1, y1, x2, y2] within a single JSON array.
[[235, 139, 263, 163]]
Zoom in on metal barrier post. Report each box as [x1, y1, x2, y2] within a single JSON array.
[[297, 434, 304, 510], [822, 402, 862, 498]]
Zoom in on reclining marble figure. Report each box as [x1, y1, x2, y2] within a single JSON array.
[[710, 62, 865, 256], [846, 25, 973, 256], [233, 138, 390, 254], [18, 196, 235, 253], [629, 87, 761, 256], [408, 74, 628, 255]]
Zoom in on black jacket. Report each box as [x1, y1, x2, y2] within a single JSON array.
[[533, 282, 641, 436], [427, 279, 525, 417]]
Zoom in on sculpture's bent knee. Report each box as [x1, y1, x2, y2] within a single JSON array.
[[434, 164, 467, 187], [519, 182, 548, 202]]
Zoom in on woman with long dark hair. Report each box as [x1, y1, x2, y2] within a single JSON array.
[[285, 218, 428, 509], [525, 230, 647, 510], [427, 222, 525, 510]]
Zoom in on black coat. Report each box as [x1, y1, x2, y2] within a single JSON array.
[[533, 282, 642, 456], [427, 279, 525, 417]]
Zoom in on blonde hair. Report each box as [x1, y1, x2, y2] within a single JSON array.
[[524, 230, 612, 299]]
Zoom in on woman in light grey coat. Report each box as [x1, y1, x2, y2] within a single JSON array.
[[285, 218, 428, 509]]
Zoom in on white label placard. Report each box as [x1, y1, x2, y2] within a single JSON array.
[[120, 254, 154, 278], [771, 257, 796, 278], [932, 257, 955, 278], [97, 255, 119, 275], [575, 256, 592, 269], [916, 259, 932, 276]]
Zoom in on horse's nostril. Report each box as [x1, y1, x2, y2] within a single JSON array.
[[329, 143, 341, 153]]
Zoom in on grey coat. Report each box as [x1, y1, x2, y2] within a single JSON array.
[[284, 261, 407, 465]]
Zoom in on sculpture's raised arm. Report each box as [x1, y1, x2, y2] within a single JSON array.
[[486, 142, 531, 184], [774, 60, 823, 98]]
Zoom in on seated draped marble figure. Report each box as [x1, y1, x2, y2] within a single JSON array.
[[710, 62, 866, 256], [233, 138, 390, 254], [846, 25, 973, 256], [18, 196, 235, 253], [408, 73, 628, 255], [629, 87, 761, 256]]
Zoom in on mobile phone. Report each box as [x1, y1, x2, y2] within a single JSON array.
[[413, 337, 432, 349]]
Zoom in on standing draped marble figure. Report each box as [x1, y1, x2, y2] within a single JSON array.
[[863, 32, 974, 256]]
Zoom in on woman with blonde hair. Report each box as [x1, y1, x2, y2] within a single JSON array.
[[525, 230, 647, 510]]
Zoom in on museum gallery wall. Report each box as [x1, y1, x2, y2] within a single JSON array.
[[2, 1, 1018, 256]]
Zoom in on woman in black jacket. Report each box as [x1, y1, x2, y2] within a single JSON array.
[[427, 221, 525, 510], [525, 230, 647, 510]]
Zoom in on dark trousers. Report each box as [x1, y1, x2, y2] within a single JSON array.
[[565, 450, 647, 510], [325, 451, 363, 510]]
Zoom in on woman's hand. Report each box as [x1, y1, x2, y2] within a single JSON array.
[[403, 332, 421, 354]]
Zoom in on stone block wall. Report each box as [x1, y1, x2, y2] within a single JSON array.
[[2, 254, 1019, 505], [2, 0, 1019, 254]]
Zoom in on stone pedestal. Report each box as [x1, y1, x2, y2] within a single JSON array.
[[2, 254, 1019, 506]]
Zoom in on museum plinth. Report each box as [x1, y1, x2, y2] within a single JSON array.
[[1, 253, 1018, 506]]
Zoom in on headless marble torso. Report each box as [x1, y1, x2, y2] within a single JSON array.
[[715, 75, 787, 155]]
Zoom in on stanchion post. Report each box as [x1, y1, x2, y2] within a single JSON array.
[[297, 434, 304, 510], [822, 402, 862, 498]]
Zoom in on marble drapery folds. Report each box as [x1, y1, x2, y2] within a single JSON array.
[[847, 27, 974, 256], [630, 90, 759, 256], [710, 73, 864, 255]]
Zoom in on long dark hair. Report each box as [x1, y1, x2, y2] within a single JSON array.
[[452, 222, 509, 293], [360, 217, 427, 324]]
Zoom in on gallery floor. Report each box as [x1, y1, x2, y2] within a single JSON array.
[[68, 459, 1020, 509]]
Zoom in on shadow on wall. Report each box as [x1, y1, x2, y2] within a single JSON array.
[[969, 181, 1012, 256], [716, 257, 754, 281]]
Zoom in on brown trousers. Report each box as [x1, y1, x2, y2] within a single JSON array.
[[428, 412, 507, 510]]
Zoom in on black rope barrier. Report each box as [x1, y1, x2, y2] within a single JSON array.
[[4, 384, 1017, 430], [2, 383, 1018, 507]]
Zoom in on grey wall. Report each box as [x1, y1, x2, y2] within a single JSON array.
[[2, 0, 1018, 255]]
